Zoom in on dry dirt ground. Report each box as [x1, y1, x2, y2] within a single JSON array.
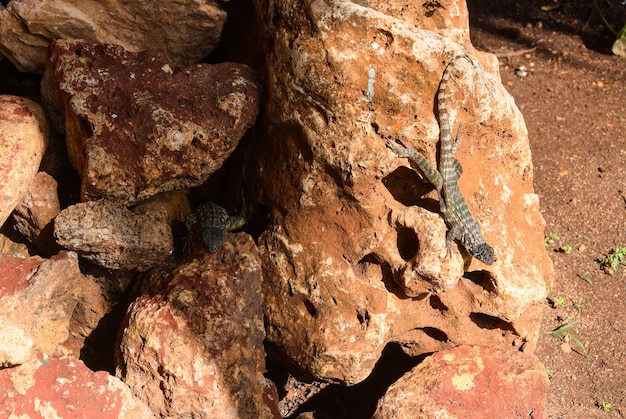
[[469, 0, 626, 417]]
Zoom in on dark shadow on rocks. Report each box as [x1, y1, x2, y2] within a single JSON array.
[[80, 304, 129, 374], [467, 0, 625, 55], [382, 166, 438, 210], [286, 342, 425, 419]]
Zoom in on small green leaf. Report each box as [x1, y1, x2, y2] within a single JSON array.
[[577, 272, 593, 285]]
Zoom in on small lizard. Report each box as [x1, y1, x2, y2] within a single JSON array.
[[386, 55, 495, 265], [185, 202, 245, 253]]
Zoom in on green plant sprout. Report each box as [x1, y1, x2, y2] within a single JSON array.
[[559, 243, 573, 254], [599, 246, 626, 275], [577, 272, 593, 285], [599, 401, 613, 411], [545, 366, 554, 378], [573, 299, 584, 313], [546, 289, 565, 308], [544, 231, 560, 246], [546, 320, 590, 359], [593, 0, 626, 57]]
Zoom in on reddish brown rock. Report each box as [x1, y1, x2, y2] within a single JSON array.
[[0, 95, 47, 227], [0, 354, 155, 418], [116, 233, 277, 418], [0, 0, 226, 73], [54, 200, 174, 271], [253, 0, 553, 383], [0, 252, 83, 367], [42, 39, 262, 204], [373, 345, 550, 418], [11, 171, 61, 254]]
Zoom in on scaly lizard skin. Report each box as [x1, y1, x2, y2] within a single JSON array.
[[386, 55, 495, 265], [185, 202, 245, 253]]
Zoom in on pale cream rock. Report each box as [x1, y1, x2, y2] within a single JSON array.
[[0, 95, 47, 227], [0, 0, 227, 73]]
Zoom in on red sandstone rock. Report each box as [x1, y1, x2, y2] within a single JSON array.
[[0, 0, 227, 73], [11, 171, 61, 254], [42, 40, 262, 204], [373, 345, 550, 418], [116, 233, 278, 418], [54, 200, 174, 271], [253, 0, 553, 383], [0, 252, 83, 367], [0, 95, 47, 227], [0, 354, 155, 418]]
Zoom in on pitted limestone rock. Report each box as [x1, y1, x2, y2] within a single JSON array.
[[254, 0, 553, 384]]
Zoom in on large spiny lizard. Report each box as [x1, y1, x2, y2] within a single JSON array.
[[185, 202, 245, 253], [386, 55, 495, 265]]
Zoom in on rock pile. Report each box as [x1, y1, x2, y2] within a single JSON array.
[[0, 0, 552, 417]]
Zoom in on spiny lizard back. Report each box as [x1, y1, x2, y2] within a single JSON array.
[[386, 54, 494, 265]]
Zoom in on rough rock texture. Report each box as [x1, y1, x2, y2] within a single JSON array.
[[373, 345, 550, 418], [0, 233, 30, 258], [54, 200, 174, 271], [0, 95, 47, 227], [42, 39, 262, 204], [0, 354, 155, 418], [0, 251, 83, 367], [116, 233, 278, 418], [0, 0, 227, 73], [11, 171, 61, 255], [253, 0, 553, 383], [131, 189, 191, 225]]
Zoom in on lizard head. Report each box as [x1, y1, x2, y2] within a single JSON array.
[[475, 243, 495, 265]]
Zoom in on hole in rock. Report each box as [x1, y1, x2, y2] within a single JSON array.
[[356, 309, 370, 327], [382, 166, 438, 210], [469, 312, 515, 332], [356, 252, 382, 275], [357, 253, 409, 300], [78, 116, 93, 138], [420, 326, 449, 342], [286, 342, 425, 419], [464, 270, 496, 293], [428, 294, 448, 311], [396, 226, 419, 260], [303, 299, 318, 318]]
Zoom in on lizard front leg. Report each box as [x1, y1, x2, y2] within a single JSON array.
[[385, 138, 444, 192]]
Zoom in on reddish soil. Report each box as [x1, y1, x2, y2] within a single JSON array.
[[469, 0, 626, 417]]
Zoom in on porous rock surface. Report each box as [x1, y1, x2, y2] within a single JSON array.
[[254, 0, 553, 383], [116, 233, 279, 418], [373, 345, 550, 418], [0, 354, 155, 418], [0, 95, 47, 227], [42, 39, 262, 204], [54, 200, 174, 271], [0, 0, 227, 73], [0, 251, 83, 367]]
